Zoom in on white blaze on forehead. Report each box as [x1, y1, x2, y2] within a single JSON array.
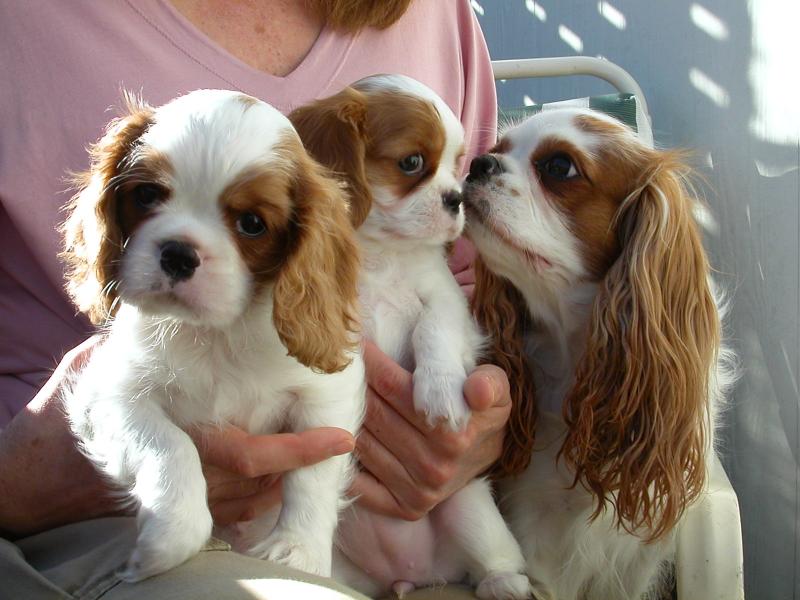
[[140, 89, 294, 199]]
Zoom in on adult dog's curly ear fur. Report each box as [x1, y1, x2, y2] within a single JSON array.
[[61, 93, 155, 324], [472, 257, 538, 479], [560, 151, 720, 540]]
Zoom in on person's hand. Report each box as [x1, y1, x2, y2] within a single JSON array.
[[448, 237, 478, 298], [191, 425, 354, 526], [0, 337, 355, 538], [350, 340, 510, 520]]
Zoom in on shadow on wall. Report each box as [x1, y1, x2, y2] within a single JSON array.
[[474, 1, 800, 598]]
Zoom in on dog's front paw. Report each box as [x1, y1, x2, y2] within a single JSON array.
[[476, 571, 533, 600], [119, 507, 213, 583], [250, 529, 331, 577], [413, 367, 471, 431]]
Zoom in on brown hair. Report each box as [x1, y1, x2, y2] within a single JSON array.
[[61, 93, 155, 324], [307, 0, 414, 32]]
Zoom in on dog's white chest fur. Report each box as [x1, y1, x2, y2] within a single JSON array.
[[88, 304, 306, 432], [359, 246, 430, 370]]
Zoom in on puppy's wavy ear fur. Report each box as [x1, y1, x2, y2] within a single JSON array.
[[561, 151, 720, 540], [472, 257, 538, 478], [61, 93, 155, 324], [273, 141, 361, 373], [289, 87, 372, 227]]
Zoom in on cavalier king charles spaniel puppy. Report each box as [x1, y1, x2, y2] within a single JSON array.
[[290, 75, 529, 599], [61, 89, 365, 582], [464, 107, 735, 599]]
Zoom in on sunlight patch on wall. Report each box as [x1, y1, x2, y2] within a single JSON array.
[[523, 95, 536, 106], [690, 4, 729, 41], [748, 0, 800, 145], [694, 203, 719, 235], [689, 67, 730, 107], [525, 0, 547, 22], [558, 25, 584, 53], [755, 159, 799, 179], [597, 1, 626, 30]]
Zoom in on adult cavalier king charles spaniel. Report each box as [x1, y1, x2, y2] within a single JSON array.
[[61, 90, 364, 582], [465, 107, 735, 599]]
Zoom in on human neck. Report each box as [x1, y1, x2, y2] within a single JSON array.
[[168, 0, 325, 77]]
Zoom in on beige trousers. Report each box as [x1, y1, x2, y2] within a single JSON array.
[[0, 517, 476, 600]]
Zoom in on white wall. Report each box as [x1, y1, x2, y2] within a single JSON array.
[[475, 1, 800, 597]]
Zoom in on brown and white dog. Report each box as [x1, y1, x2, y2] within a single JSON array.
[[61, 90, 365, 581], [290, 75, 530, 599], [464, 107, 735, 599]]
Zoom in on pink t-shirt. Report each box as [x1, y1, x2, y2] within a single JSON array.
[[0, 0, 497, 426]]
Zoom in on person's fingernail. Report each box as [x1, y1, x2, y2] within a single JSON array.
[[331, 438, 355, 455], [483, 375, 496, 404]]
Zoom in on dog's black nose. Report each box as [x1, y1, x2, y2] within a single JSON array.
[[467, 154, 502, 183], [160, 240, 200, 281], [442, 190, 462, 214]]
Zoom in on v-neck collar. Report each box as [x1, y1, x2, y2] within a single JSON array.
[[129, 0, 357, 111]]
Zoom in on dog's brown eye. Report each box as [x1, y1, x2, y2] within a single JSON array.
[[236, 212, 267, 238], [132, 184, 166, 210], [398, 153, 425, 176], [538, 154, 578, 181]]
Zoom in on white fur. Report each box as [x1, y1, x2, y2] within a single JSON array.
[[332, 75, 530, 599], [64, 90, 364, 582], [465, 108, 736, 600]]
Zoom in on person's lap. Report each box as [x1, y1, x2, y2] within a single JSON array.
[[0, 517, 475, 600]]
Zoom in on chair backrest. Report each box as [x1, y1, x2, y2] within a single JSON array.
[[492, 58, 654, 147]]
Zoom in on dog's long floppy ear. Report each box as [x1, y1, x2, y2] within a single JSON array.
[[472, 257, 538, 479], [561, 151, 720, 540], [273, 140, 361, 373], [61, 93, 155, 324], [288, 87, 372, 227]]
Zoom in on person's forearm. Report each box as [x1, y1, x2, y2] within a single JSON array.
[[0, 399, 118, 538]]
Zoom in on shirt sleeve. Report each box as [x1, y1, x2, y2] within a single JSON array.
[[456, 0, 498, 173]]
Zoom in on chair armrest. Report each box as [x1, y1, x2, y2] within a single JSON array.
[[675, 456, 745, 599]]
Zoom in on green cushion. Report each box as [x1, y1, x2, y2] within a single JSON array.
[[499, 93, 649, 142]]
